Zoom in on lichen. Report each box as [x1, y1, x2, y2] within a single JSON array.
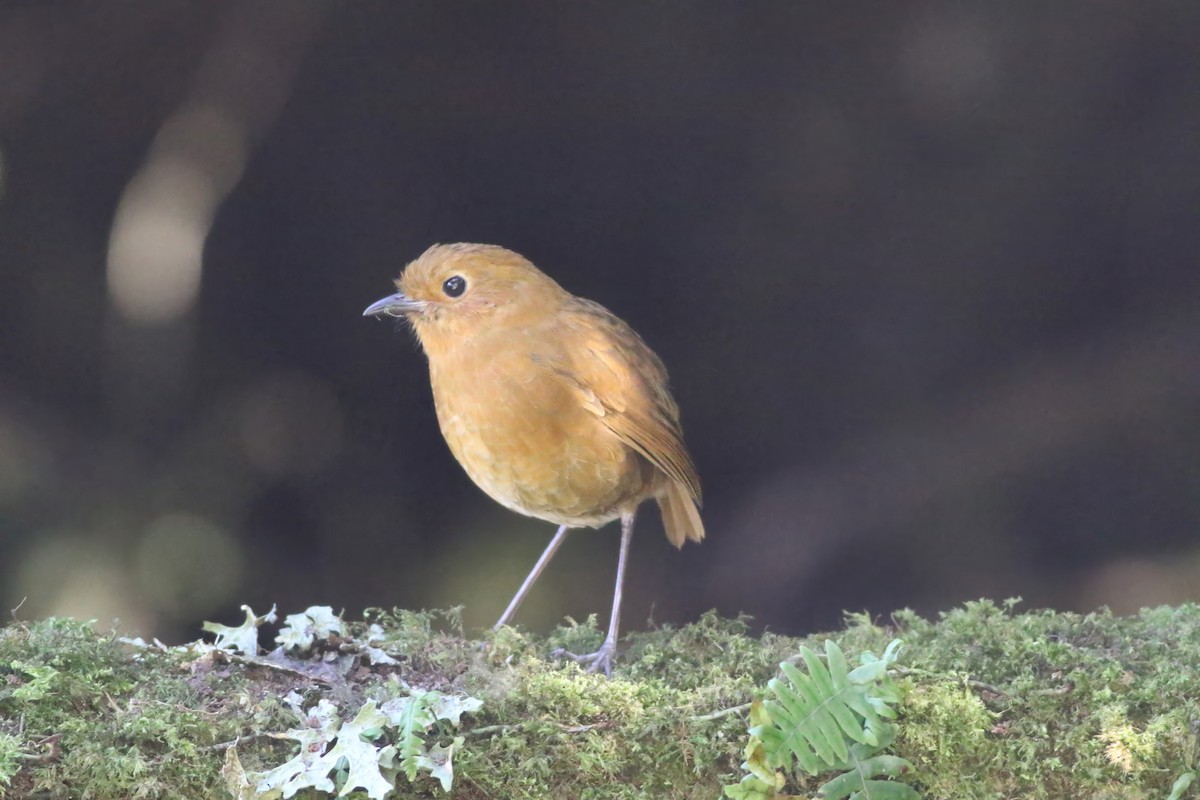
[[2, 602, 1198, 798]]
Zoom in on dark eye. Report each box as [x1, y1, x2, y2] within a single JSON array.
[[442, 275, 466, 298]]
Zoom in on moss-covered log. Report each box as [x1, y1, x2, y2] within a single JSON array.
[[1, 601, 1198, 799]]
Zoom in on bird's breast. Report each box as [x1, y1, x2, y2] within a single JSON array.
[[427, 346, 655, 527]]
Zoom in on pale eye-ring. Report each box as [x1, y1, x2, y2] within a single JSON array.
[[442, 275, 466, 298]]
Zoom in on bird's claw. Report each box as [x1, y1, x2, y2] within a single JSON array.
[[551, 641, 617, 677]]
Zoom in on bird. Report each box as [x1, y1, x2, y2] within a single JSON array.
[[364, 243, 703, 675]]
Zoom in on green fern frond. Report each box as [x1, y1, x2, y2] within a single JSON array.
[[728, 638, 919, 800], [383, 691, 437, 783], [752, 640, 901, 774]]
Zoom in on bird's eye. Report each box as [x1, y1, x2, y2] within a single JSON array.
[[442, 275, 466, 298]]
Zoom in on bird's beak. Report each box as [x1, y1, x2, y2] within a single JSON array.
[[363, 292, 425, 318]]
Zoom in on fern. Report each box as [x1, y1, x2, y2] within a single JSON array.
[[725, 639, 920, 800], [389, 691, 437, 783], [1166, 770, 1195, 800]]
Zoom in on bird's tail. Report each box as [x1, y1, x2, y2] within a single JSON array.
[[657, 480, 704, 548]]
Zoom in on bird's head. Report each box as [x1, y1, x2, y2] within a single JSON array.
[[364, 243, 566, 350]]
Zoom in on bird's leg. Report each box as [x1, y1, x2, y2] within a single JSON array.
[[557, 509, 635, 677], [493, 524, 571, 630]]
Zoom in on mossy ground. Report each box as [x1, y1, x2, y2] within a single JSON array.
[[1, 601, 1198, 799]]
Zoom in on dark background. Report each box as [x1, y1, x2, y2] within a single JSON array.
[[2, 3, 1198, 643]]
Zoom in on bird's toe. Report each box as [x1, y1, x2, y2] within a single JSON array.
[[552, 640, 617, 677]]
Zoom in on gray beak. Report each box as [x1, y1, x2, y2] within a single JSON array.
[[363, 292, 424, 318]]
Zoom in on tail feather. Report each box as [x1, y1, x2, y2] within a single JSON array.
[[657, 479, 705, 548]]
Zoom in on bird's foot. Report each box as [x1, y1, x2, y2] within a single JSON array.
[[552, 639, 617, 677]]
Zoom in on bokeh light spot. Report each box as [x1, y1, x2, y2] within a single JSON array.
[[16, 534, 149, 632], [105, 104, 248, 324], [135, 512, 244, 618]]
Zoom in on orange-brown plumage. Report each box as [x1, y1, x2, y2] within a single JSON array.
[[365, 243, 702, 673]]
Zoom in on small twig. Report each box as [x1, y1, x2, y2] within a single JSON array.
[[200, 732, 292, 752], [892, 667, 1009, 698], [17, 734, 61, 764], [10, 597, 28, 631], [464, 723, 517, 738], [967, 679, 1009, 696], [225, 651, 335, 686], [691, 702, 752, 723], [891, 667, 926, 678], [557, 721, 616, 733], [466, 719, 617, 738]]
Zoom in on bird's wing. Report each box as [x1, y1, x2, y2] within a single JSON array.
[[544, 299, 702, 504]]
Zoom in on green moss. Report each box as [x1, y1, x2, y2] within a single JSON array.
[[3, 603, 1199, 798], [0, 731, 21, 789], [0, 618, 248, 798], [886, 601, 1200, 799], [895, 679, 993, 798]]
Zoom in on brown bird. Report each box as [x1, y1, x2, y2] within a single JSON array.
[[364, 243, 703, 675]]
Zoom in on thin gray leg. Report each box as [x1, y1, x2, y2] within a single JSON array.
[[557, 509, 636, 677], [493, 524, 571, 630]]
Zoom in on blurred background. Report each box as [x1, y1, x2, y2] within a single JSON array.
[[1, 2, 1198, 643]]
